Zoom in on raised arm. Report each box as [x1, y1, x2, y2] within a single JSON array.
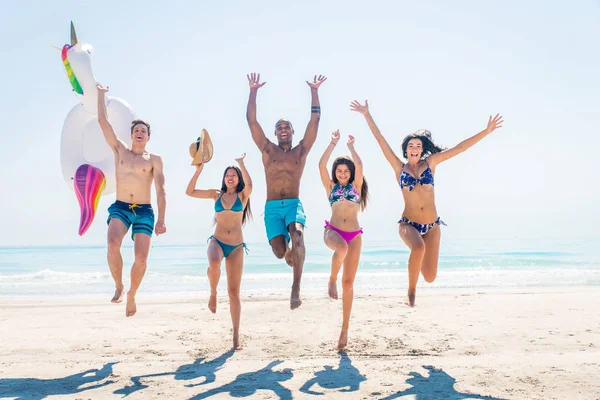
[[300, 75, 328, 154], [428, 114, 504, 168], [152, 155, 167, 235], [235, 153, 253, 200], [346, 135, 364, 190], [246, 73, 269, 151], [185, 164, 221, 200], [350, 100, 403, 177], [318, 130, 339, 192], [96, 83, 124, 153]]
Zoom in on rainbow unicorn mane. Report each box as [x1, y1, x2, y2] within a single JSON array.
[[61, 45, 83, 95], [74, 164, 105, 236]]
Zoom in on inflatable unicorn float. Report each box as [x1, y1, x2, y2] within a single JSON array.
[[55, 22, 136, 235]]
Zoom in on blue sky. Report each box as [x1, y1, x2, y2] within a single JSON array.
[[0, 0, 598, 246]]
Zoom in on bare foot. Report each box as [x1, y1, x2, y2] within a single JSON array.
[[208, 293, 217, 314], [337, 329, 348, 350], [126, 293, 136, 317], [290, 284, 302, 310], [111, 286, 125, 303], [284, 250, 293, 268], [404, 290, 416, 308], [328, 279, 338, 300], [233, 331, 243, 351]]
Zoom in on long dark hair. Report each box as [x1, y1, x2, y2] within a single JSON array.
[[401, 130, 444, 160], [220, 166, 252, 225], [331, 156, 369, 211]]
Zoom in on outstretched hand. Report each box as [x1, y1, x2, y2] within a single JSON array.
[[307, 75, 327, 89], [235, 153, 246, 163], [331, 129, 340, 145], [350, 100, 369, 115], [247, 73, 266, 90], [96, 83, 109, 94], [485, 113, 504, 134], [347, 135, 355, 147]]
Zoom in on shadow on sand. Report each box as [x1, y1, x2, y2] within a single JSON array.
[[114, 349, 235, 396], [0, 362, 117, 400], [189, 360, 294, 400], [299, 351, 366, 395], [381, 365, 506, 400]]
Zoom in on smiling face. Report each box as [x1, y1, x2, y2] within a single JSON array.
[[335, 163, 351, 185], [274, 119, 294, 145], [223, 168, 240, 190], [401, 131, 443, 162], [406, 138, 423, 161], [331, 157, 355, 186], [131, 123, 150, 145]]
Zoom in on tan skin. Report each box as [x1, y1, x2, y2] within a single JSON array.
[[97, 84, 166, 317], [246, 72, 327, 310], [186, 154, 252, 351], [351, 99, 503, 307], [318, 130, 364, 350]]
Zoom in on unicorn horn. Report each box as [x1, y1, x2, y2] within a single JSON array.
[[70, 21, 78, 46]]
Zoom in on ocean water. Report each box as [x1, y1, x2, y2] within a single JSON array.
[[1, 238, 599, 298]]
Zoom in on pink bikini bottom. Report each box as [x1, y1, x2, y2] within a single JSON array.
[[324, 220, 363, 244]]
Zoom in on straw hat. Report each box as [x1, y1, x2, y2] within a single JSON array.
[[189, 129, 214, 165]]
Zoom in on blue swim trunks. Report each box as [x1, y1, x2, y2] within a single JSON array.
[[264, 198, 306, 243], [107, 200, 155, 240]]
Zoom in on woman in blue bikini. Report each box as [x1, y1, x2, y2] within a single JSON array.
[[186, 153, 252, 349], [351, 100, 503, 307], [319, 130, 369, 350]]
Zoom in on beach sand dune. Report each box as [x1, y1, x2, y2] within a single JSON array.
[[1, 288, 598, 399]]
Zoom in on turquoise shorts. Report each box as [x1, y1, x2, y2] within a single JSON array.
[[107, 201, 154, 240], [264, 198, 306, 243]]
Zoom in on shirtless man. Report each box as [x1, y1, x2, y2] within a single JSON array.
[[246, 73, 327, 310], [97, 83, 167, 317]]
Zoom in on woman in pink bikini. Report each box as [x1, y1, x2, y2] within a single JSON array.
[[351, 100, 503, 308], [318, 129, 369, 350]]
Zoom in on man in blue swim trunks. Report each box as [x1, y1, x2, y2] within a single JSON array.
[[246, 73, 327, 310], [97, 84, 167, 317]]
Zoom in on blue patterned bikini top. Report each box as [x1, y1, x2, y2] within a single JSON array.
[[399, 163, 434, 192], [215, 193, 243, 213], [329, 183, 361, 206]]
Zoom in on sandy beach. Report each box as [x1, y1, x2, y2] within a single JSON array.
[[1, 288, 598, 399]]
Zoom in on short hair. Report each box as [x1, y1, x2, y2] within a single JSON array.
[[130, 119, 151, 136], [275, 119, 293, 130]]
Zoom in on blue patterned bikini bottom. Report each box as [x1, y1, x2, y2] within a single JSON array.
[[399, 216, 446, 235]]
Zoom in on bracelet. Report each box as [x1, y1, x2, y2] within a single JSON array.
[[311, 106, 321, 113]]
